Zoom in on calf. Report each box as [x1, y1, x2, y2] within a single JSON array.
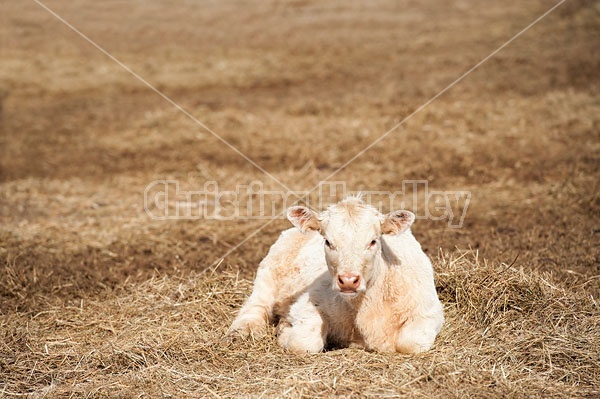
[[229, 196, 444, 353]]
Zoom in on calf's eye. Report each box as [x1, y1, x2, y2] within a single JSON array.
[[369, 239, 378, 248], [324, 239, 332, 249]]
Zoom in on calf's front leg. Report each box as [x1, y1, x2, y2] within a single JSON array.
[[228, 268, 275, 337], [395, 316, 442, 354], [277, 292, 327, 354]]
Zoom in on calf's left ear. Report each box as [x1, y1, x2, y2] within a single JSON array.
[[382, 210, 415, 235], [287, 206, 321, 232]]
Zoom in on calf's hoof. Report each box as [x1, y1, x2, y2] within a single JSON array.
[[277, 327, 324, 354], [227, 318, 268, 340]]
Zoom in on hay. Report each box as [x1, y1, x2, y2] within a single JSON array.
[[1, 251, 597, 398], [1, 0, 599, 397]]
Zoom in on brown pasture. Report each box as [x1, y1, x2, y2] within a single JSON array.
[[1, 0, 598, 397]]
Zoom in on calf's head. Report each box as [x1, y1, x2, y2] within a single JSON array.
[[287, 198, 414, 299]]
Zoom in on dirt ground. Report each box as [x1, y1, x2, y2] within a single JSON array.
[[1, 0, 599, 397]]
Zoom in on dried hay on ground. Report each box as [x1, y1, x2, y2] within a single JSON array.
[[1, 0, 599, 397], [1, 251, 598, 398]]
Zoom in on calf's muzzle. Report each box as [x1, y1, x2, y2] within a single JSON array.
[[337, 272, 361, 293]]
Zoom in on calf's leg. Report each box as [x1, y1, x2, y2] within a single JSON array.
[[277, 292, 326, 353], [228, 268, 276, 337], [395, 316, 442, 354]]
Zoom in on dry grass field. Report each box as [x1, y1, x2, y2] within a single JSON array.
[[1, 0, 599, 397]]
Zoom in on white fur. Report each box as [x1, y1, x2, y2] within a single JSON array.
[[229, 197, 444, 354]]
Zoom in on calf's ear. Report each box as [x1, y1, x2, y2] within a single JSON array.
[[382, 210, 415, 235], [287, 206, 321, 232]]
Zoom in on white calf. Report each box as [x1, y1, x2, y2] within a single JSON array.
[[229, 196, 444, 354]]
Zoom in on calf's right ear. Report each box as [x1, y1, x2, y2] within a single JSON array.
[[287, 206, 321, 232], [382, 210, 415, 235]]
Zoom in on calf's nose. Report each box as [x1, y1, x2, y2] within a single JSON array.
[[337, 273, 361, 292]]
